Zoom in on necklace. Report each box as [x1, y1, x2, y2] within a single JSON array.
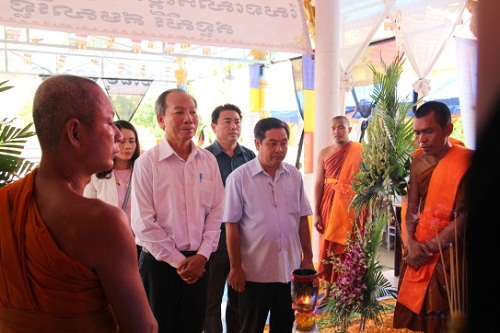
[[114, 169, 132, 187]]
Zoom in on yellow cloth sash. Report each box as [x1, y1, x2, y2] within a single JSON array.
[[325, 177, 339, 184]]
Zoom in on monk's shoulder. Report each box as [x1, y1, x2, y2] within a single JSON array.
[[77, 197, 129, 232], [319, 145, 334, 160], [411, 154, 435, 175], [54, 194, 129, 244]]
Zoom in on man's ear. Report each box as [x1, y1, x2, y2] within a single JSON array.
[[444, 122, 454, 137], [66, 118, 82, 148], [156, 114, 165, 130], [211, 122, 217, 133], [254, 138, 261, 151]]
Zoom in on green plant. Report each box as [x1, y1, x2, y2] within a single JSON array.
[[322, 54, 417, 332], [0, 80, 37, 188]]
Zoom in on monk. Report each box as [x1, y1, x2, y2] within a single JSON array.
[[399, 136, 466, 245], [0, 75, 157, 333], [393, 101, 473, 333], [314, 115, 363, 283]]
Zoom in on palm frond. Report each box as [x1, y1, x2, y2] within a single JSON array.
[[0, 94, 37, 187]]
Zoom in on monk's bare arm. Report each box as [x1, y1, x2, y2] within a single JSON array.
[[405, 158, 433, 269], [313, 147, 328, 233], [78, 204, 157, 333]]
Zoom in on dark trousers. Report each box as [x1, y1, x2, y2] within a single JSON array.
[[204, 232, 240, 333], [239, 281, 294, 333], [139, 251, 209, 333]]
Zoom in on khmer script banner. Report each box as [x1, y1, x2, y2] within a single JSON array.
[[0, 0, 312, 53]]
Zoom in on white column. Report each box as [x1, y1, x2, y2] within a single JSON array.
[[308, 0, 341, 266], [314, 0, 341, 158]]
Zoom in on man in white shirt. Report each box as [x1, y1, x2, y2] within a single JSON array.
[[131, 88, 224, 333], [224, 117, 314, 333]]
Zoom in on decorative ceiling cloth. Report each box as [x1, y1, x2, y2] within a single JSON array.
[[0, 0, 312, 54]]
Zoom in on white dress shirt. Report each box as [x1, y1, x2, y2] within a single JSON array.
[[224, 158, 312, 283], [131, 137, 224, 268], [84, 173, 118, 206]]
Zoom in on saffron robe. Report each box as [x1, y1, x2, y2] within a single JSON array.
[[400, 137, 466, 245], [318, 142, 363, 282], [0, 170, 118, 332], [394, 145, 472, 333]]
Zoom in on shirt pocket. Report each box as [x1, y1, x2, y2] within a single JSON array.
[[285, 190, 300, 214], [199, 180, 215, 209]]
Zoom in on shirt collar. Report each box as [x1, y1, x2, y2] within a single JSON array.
[[248, 157, 290, 178], [211, 140, 246, 157], [159, 136, 198, 161]]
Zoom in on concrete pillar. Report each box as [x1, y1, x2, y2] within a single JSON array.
[[307, 0, 341, 266]]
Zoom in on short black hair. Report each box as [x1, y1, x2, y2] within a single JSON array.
[[211, 103, 242, 124], [415, 101, 451, 129], [254, 117, 289, 142]]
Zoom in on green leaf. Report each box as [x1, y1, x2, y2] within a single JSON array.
[[0, 82, 37, 188]]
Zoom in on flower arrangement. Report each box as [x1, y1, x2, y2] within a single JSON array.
[[319, 53, 417, 332], [323, 211, 395, 333]]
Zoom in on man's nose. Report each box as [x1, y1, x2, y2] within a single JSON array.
[[182, 113, 193, 122], [114, 128, 123, 143]]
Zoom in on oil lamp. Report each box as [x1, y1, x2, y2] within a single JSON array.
[[291, 268, 319, 332]]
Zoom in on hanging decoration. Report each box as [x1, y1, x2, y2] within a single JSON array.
[[57, 55, 67, 69], [412, 78, 432, 98], [5, 28, 20, 41], [131, 39, 142, 53], [117, 63, 125, 75], [107, 37, 115, 48], [340, 73, 354, 93], [23, 52, 32, 65], [174, 57, 188, 90], [75, 34, 87, 49], [165, 42, 175, 55], [101, 77, 153, 121]]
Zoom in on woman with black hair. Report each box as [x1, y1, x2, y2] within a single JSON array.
[[84, 120, 141, 257]]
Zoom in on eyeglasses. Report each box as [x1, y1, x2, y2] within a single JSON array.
[[268, 182, 277, 207]]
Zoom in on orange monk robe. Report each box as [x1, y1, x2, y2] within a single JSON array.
[[397, 145, 472, 315], [400, 137, 466, 245], [0, 169, 118, 333], [317, 141, 363, 282]]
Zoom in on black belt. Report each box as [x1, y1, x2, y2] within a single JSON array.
[[141, 249, 197, 257], [181, 251, 197, 257]]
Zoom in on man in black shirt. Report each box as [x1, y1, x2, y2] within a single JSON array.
[[204, 104, 255, 333]]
